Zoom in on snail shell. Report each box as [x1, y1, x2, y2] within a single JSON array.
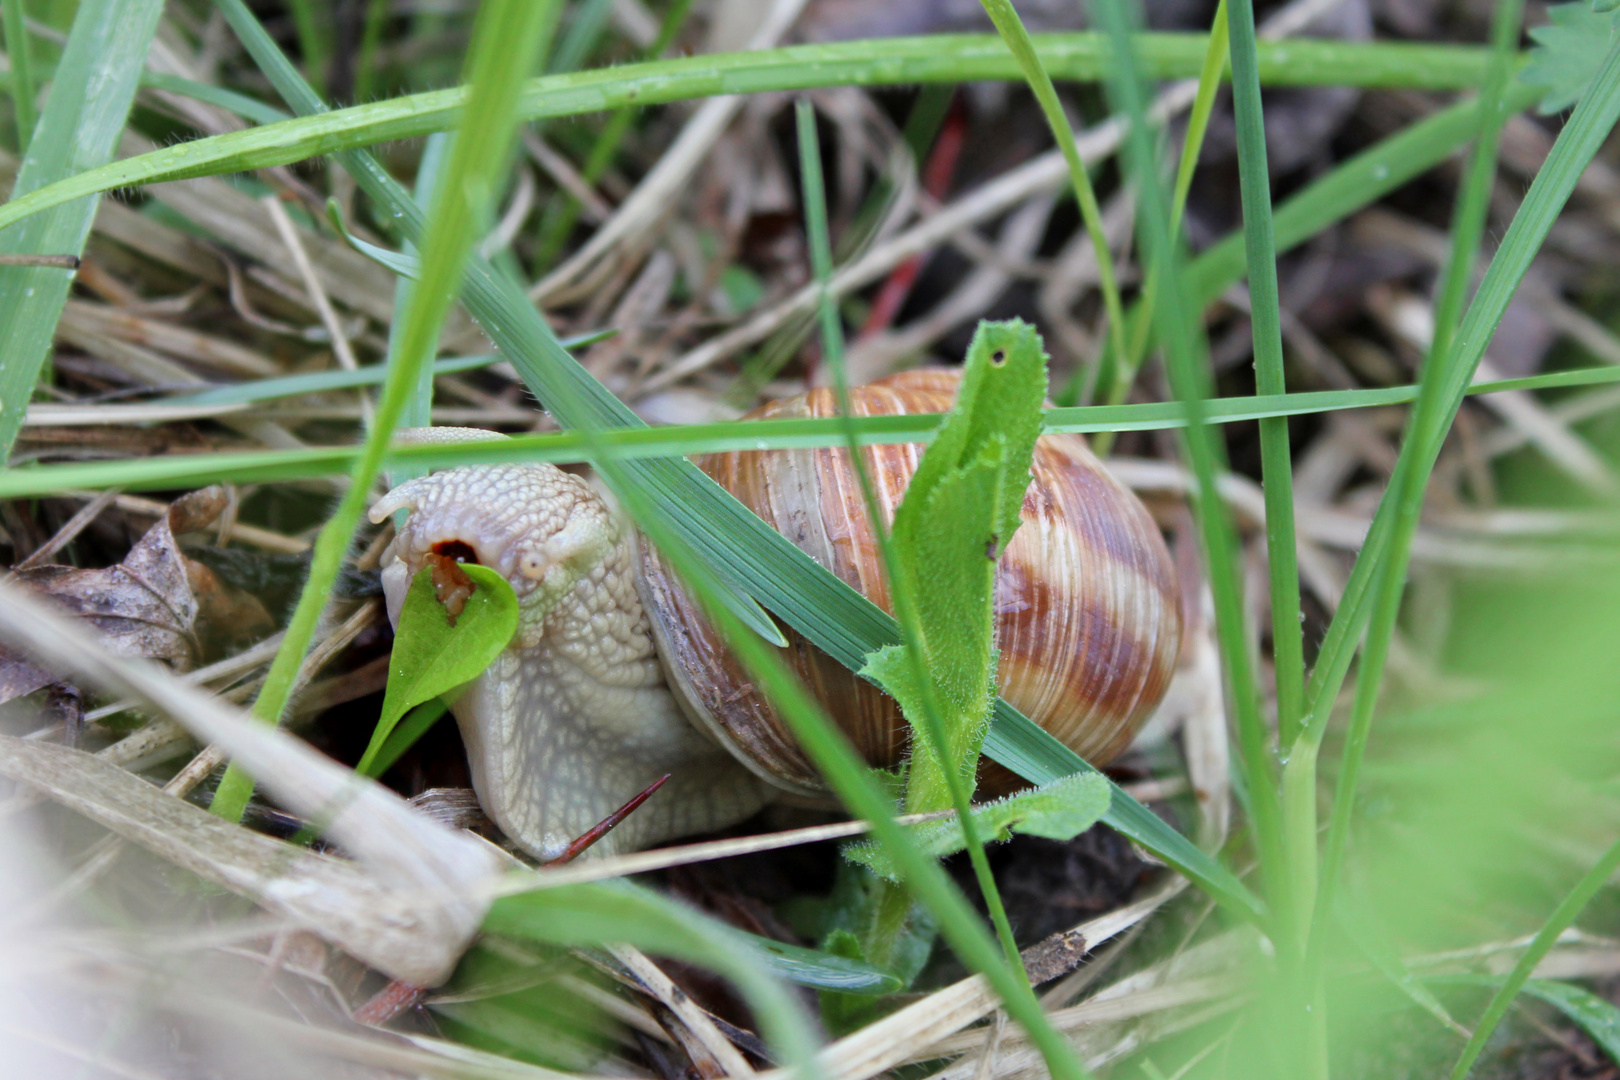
[[640, 369, 1183, 798]]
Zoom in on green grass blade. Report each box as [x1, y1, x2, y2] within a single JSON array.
[[1316, 9, 1618, 936], [1085, 0, 1284, 910], [1186, 81, 1543, 312], [1090, 0, 1228, 426], [0, 36, 1508, 237], [1224, 0, 1303, 737], [170, 333, 610, 408], [10, 366, 1620, 498], [140, 71, 291, 125], [0, 0, 165, 460], [978, 0, 1130, 413], [208, 0, 563, 822], [213, 0, 1261, 921], [531, 0, 696, 270], [1448, 835, 1620, 1079], [546, 0, 614, 76], [1, 0, 35, 152], [1429, 0, 1528, 393]]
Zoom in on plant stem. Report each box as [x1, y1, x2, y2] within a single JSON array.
[[1312, 0, 1536, 926], [2, 0, 35, 153], [796, 98, 1023, 978]]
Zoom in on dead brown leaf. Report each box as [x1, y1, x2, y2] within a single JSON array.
[[1, 487, 273, 706]]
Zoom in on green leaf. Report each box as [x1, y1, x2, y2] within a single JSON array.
[[867, 319, 1047, 817], [1432, 975, 1620, 1069], [846, 772, 1111, 880], [486, 880, 820, 1075], [742, 933, 902, 994], [356, 564, 517, 776], [1520, 980, 1620, 1064], [1524, 3, 1618, 113]]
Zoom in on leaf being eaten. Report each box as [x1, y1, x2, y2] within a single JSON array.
[[356, 562, 517, 776]]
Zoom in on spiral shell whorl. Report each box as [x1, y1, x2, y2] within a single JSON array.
[[641, 370, 1182, 795]]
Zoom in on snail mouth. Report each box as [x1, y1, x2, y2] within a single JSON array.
[[394, 533, 506, 621], [423, 540, 479, 618]]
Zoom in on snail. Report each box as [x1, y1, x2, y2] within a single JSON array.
[[370, 368, 1182, 860]]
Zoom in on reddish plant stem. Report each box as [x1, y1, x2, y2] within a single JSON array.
[[546, 773, 672, 866]]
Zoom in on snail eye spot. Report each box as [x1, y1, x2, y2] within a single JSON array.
[[518, 553, 547, 580], [432, 539, 480, 565], [990, 349, 1007, 365]]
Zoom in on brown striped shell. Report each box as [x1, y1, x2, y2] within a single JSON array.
[[638, 369, 1182, 798]]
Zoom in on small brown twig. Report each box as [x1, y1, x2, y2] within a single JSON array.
[[545, 773, 672, 867]]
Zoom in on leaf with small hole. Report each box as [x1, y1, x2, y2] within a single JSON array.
[[356, 563, 517, 776]]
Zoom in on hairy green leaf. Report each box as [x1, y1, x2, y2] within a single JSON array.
[[864, 319, 1047, 816], [847, 772, 1111, 879]]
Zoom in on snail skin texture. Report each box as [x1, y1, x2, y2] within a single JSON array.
[[371, 371, 1182, 860]]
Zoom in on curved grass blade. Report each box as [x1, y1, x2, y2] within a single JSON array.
[[0, 36, 1504, 238], [1445, 834, 1620, 1078], [487, 882, 823, 1078]]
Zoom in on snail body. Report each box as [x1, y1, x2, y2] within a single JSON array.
[[371, 370, 1181, 860]]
